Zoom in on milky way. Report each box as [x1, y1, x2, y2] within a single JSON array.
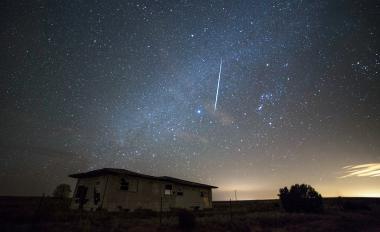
[[1, 0, 379, 199]]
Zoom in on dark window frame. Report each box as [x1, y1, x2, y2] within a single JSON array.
[[164, 184, 173, 195], [120, 178, 129, 191]]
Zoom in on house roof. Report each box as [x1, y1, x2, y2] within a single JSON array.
[[158, 176, 217, 189], [69, 168, 157, 180], [69, 168, 218, 188]]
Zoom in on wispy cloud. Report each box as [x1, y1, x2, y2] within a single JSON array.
[[340, 163, 380, 178]]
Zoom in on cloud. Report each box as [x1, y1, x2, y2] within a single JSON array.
[[340, 163, 380, 178]]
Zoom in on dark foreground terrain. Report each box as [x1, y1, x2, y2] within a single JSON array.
[[0, 196, 379, 232]]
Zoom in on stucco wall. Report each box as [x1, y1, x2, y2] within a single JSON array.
[[103, 175, 161, 211], [165, 183, 212, 210], [71, 174, 213, 212]]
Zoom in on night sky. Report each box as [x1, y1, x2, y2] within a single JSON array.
[[1, 0, 379, 200]]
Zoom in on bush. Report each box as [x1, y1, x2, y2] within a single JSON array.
[[177, 209, 196, 230], [278, 184, 323, 213], [53, 184, 72, 198]]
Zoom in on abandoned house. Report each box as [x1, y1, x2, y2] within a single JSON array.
[[69, 168, 217, 211]]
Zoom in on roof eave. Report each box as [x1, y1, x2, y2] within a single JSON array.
[[68, 168, 218, 188]]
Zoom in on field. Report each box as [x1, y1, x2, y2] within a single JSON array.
[[1, 196, 380, 231]]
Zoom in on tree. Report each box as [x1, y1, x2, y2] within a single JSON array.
[[278, 184, 323, 213], [53, 184, 72, 198]]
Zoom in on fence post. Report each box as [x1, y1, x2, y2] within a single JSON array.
[[160, 196, 163, 225], [229, 198, 232, 221]]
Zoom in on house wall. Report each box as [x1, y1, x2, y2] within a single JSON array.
[[71, 174, 214, 212], [70, 176, 108, 211], [103, 175, 161, 211], [162, 183, 212, 210]]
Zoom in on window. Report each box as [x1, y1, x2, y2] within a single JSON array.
[[164, 184, 172, 195], [120, 178, 129, 191], [76, 185, 88, 199], [75, 185, 88, 208], [176, 187, 184, 196], [201, 191, 208, 197], [201, 191, 210, 207]]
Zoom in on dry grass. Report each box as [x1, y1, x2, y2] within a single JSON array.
[[0, 197, 379, 231]]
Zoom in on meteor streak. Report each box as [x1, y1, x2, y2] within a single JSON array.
[[214, 58, 223, 112]]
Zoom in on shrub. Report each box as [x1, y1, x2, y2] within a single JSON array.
[[177, 209, 196, 230], [53, 184, 72, 198], [278, 184, 323, 213]]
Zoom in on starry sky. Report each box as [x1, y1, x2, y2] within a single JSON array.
[[1, 0, 379, 200]]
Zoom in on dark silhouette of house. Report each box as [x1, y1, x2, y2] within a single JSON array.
[[69, 168, 217, 211]]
